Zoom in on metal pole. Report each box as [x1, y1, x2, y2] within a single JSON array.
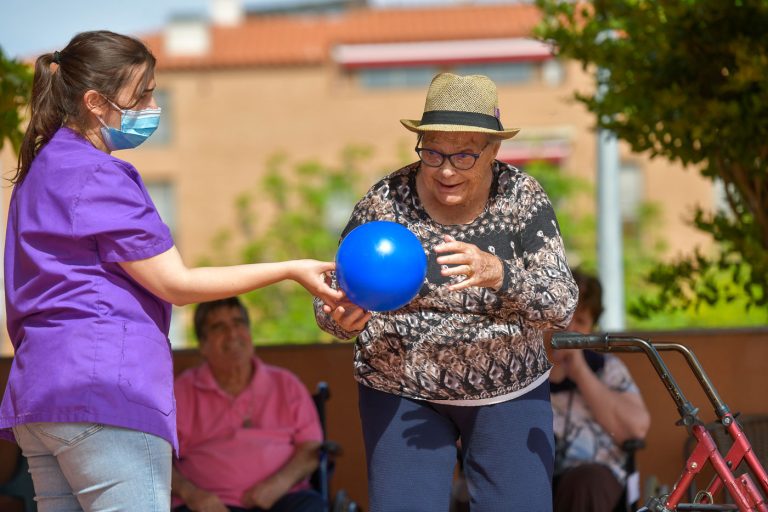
[[596, 65, 626, 331]]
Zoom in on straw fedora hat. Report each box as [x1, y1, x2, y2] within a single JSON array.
[[400, 73, 520, 139]]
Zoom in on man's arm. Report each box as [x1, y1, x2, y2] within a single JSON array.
[[172, 465, 229, 512], [241, 440, 323, 509], [562, 351, 651, 443]]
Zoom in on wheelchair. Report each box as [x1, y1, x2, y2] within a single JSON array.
[[311, 382, 361, 512], [0, 440, 35, 512]]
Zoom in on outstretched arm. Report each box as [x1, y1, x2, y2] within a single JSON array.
[[119, 245, 343, 307]]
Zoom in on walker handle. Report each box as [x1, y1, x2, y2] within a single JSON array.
[[551, 332, 607, 350]]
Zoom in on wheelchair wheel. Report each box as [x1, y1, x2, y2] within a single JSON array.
[[333, 489, 356, 512]]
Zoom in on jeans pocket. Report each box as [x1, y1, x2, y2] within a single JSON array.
[[32, 422, 104, 446]]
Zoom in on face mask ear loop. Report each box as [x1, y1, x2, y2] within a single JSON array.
[[99, 95, 126, 117], [104, 96, 123, 112], [93, 95, 122, 127], [101, 94, 127, 129]]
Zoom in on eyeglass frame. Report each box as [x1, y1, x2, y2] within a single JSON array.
[[414, 135, 490, 171]]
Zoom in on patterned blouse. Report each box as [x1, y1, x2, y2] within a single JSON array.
[[552, 354, 641, 483], [315, 160, 578, 401]]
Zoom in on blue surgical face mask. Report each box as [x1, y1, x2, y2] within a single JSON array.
[[98, 98, 161, 151]]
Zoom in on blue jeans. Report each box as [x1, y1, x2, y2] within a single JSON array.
[[359, 381, 554, 512], [13, 422, 172, 512]]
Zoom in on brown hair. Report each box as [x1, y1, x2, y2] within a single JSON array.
[[13, 30, 156, 184], [571, 268, 604, 328], [194, 297, 251, 343]]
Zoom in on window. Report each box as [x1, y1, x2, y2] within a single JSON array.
[[145, 89, 171, 146], [358, 66, 438, 89], [336, 38, 554, 90], [542, 59, 565, 87], [144, 180, 187, 347], [496, 137, 570, 167], [356, 62, 540, 89], [454, 62, 535, 85], [145, 181, 177, 238]]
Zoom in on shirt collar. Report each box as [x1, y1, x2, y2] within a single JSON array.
[[194, 355, 265, 395]]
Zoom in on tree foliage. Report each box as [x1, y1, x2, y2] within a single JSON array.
[[525, 160, 596, 267], [526, 161, 673, 327], [198, 147, 372, 344], [0, 47, 32, 153], [535, 0, 768, 316]]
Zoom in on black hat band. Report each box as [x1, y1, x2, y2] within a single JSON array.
[[420, 110, 503, 131]]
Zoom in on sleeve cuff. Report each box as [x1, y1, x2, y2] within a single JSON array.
[[498, 259, 519, 295], [101, 236, 174, 263]]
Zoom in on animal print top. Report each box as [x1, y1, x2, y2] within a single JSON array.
[[315, 161, 578, 401]]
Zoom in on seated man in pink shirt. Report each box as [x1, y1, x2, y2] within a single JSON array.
[[172, 297, 324, 512]]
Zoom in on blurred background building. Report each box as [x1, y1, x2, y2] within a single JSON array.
[[0, 0, 717, 350]]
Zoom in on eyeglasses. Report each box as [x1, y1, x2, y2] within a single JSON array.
[[414, 142, 489, 171]]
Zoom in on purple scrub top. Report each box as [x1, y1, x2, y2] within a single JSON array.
[[1, 127, 178, 451]]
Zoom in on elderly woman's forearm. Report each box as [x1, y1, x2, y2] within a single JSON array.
[[313, 299, 361, 340], [496, 260, 578, 328]]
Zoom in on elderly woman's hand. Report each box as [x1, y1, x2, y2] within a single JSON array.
[[435, 235, 504, 291], [322, 299, 372, 332]]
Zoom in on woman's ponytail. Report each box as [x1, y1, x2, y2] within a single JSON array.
[[13, 53, 66, 185]]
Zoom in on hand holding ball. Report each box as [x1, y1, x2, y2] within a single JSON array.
[[335, 221, 427, 312]]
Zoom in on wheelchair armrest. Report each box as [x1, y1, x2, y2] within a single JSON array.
[[319, 440, 343, 457], [621, 438, 646, 453], [620, 439, 646, 512]]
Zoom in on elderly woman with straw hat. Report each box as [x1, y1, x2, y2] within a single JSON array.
[[315, 73, 578, 511]]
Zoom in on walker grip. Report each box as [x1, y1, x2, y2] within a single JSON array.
[[551, 332, 607, 350]]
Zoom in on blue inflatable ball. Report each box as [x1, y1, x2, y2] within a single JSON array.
[[336, 221, 427, 312]]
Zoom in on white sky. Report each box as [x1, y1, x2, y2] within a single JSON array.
[[0, 0, 516, 59]]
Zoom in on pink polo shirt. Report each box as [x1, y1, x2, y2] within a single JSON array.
[[174, 356, 322, 508]]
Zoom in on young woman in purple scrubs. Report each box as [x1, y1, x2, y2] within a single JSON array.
[[1, 30, 342, 512]]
